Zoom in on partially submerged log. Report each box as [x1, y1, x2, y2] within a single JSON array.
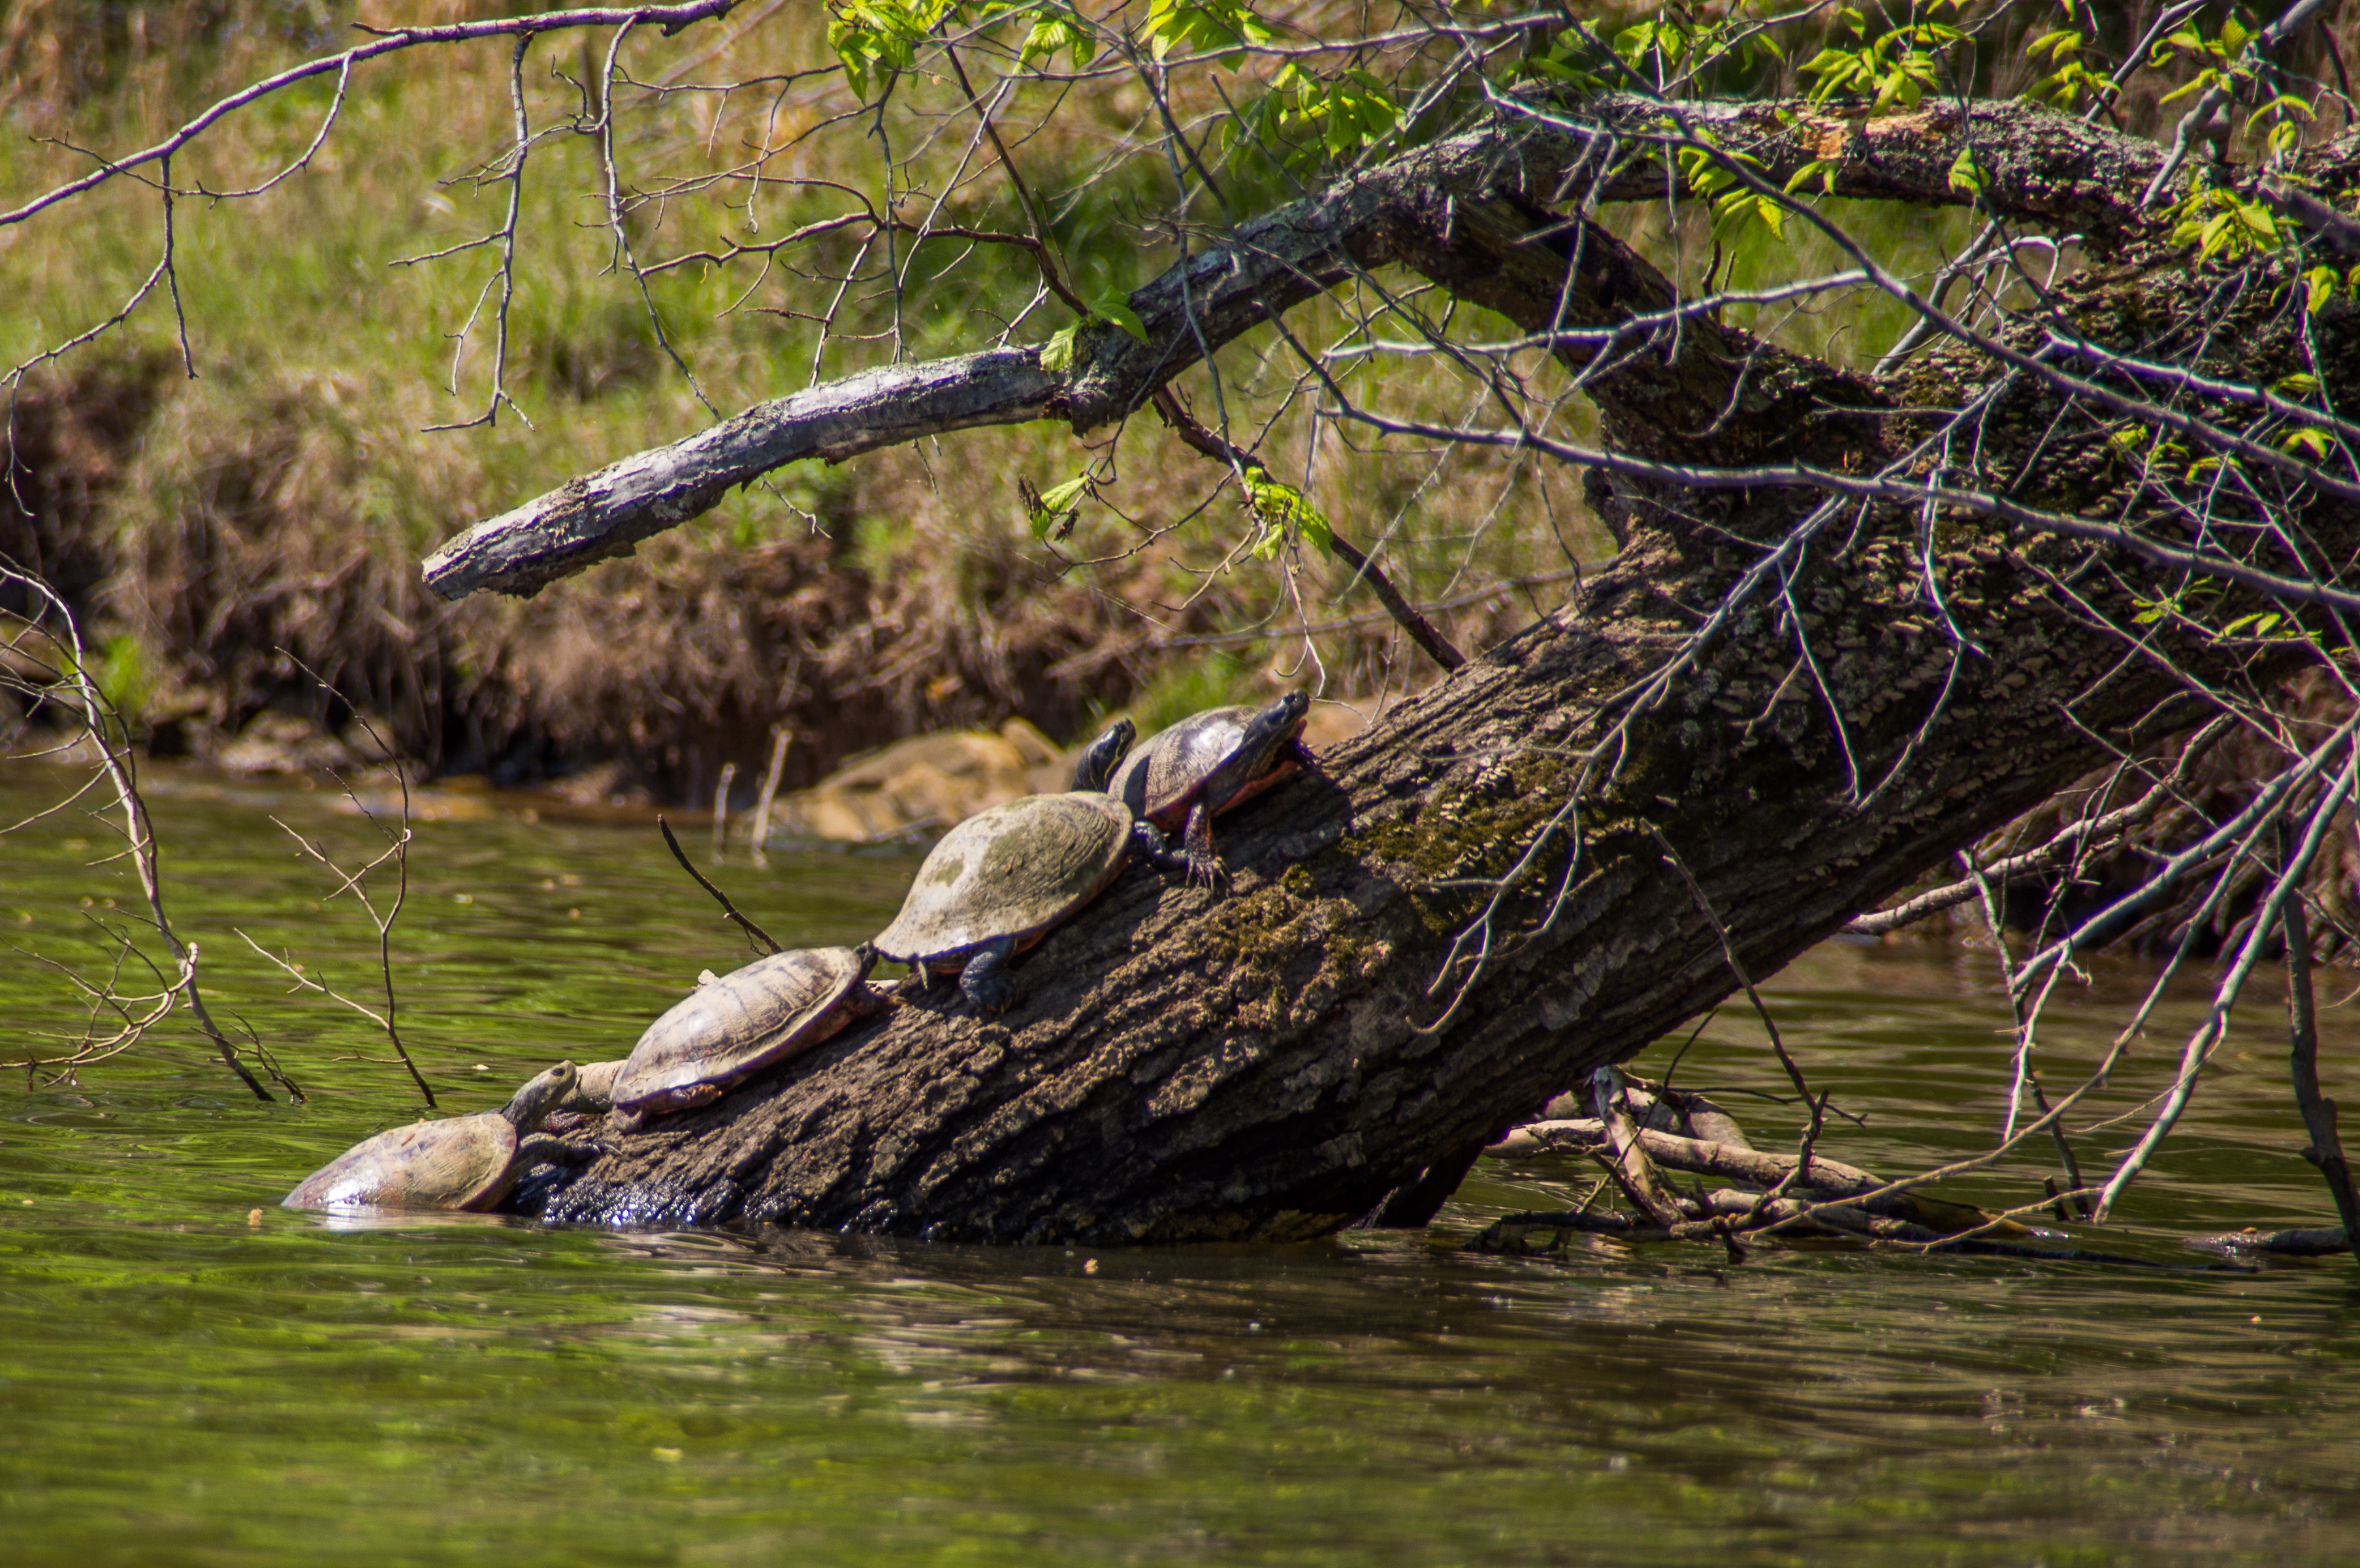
[[1484, 1085, 2036, 1241], [456, 93, 2357, 1242], [521, 517, 2239, 1239], [2186, 1225, 2352, 1258], [1470, 1206, 2245, 1270]]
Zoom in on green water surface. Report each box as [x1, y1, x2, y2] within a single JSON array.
[[3, 763, 2357, 1565]]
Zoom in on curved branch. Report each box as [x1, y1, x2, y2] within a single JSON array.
[[1568, 91, 2173, 242], [0, 1, 742, 231], [426, 91, 1881, 598]]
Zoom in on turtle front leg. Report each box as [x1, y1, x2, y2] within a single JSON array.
[[517, 1130, 607, 1166], [1180, 801, 1228, 889], [957, 935, 1020, 1012], [1128, 818, 1192, 878]]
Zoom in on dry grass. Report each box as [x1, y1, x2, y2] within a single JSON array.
[[13, 2, 2346, 797], [0, 2, 1612, 793]]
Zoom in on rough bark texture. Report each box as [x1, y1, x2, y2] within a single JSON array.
[[534, 520, 2218, 1240], [487, 94, 2359, 1241]]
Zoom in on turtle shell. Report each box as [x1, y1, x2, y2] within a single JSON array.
[[283, 1061, 575, 1212], [872, 792, 1133, 966], [282, 1115, 519, 1211], [611, 947, 871, 1116], [1112, 699, 1308, 830]]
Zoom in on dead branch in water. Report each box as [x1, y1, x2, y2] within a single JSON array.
[[1, 562, 288, 1098], [2283, 861, 2360, 1252], [656, 815, 782, 957]]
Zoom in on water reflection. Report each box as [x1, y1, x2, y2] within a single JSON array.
[[7, 763, 2360, 1561]]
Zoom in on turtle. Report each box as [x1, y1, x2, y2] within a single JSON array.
[[554, 1057, 626, 1115], [871, 718, 1185, 1011], [606, 946, 887, 1132], [282, 1059, 589, 1212], [1109, 692, 1315, 884]]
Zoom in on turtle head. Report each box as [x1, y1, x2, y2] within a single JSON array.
[[1235, 692, 1310, 771], [1253, 692, 1310, 744], [1071, 717, 1139, 793], [503, 1059, 580, 1131], [1195, 692, 1311, 808]]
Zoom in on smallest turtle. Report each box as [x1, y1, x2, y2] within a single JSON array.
[[283, 1060, 590, 1212], [607, 946, 886, 1132], [1111, 692, 1314, 884]]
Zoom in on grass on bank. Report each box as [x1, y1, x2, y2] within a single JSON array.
[[0, 0, 2041, 798]]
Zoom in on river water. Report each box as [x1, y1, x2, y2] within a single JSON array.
[[3, 762, 2356, 1564]]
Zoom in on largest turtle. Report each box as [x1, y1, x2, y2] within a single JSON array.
[[283, 1060, 586, 1212], [1110, 692, 1314, 884], [871, 718, 1184, 1010]]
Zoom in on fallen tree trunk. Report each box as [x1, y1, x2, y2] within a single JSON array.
[[526, 520, 2236, 1239], [470, 91, 2357, 1241]]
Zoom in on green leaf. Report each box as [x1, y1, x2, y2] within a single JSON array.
[[1144, 0, 1271, 65], [1039, 325, 1080, 372], [1020, 474, 1091, 539], [826, 0, 960, 103], [1021, 8, 1098, 68], [2156, 69, 2216, 109], [1038, 475, 1090, 511], [1784, 158, 1837, 196], [1090, 292, 1148, 342], [2282, 426, 2332, 459], [1947, 148, 1984, 197], [1242, 468, 1333, 556]]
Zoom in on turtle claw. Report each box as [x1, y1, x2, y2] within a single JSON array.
[[1178, 805, 1229, 893]]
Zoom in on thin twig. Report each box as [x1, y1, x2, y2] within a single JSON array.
[[657, 816, 782, 956], [2284, 851, 2360, 1249], [748, 726, 790, 865]]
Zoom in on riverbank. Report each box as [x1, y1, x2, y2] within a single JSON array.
[[3, 346, 1570, 810], [2, 5, 1589, 804]]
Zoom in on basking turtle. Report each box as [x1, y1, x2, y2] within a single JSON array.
[[1110, 692, 1314, 884], [871, 718, 1184, 1010], [282, 1060, 587, 1213], [607, 946, 886, 1132], [557, 1057, 626, 1115]]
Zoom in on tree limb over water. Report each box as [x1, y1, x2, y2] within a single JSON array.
[[515, 80, 2360, 1236], [12, 1, 2360, 1245], [423, 90, 2191, 600]]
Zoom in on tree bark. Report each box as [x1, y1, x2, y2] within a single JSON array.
[[468, 94, 2357, 1241], [528, 519, 2264, 1239]]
